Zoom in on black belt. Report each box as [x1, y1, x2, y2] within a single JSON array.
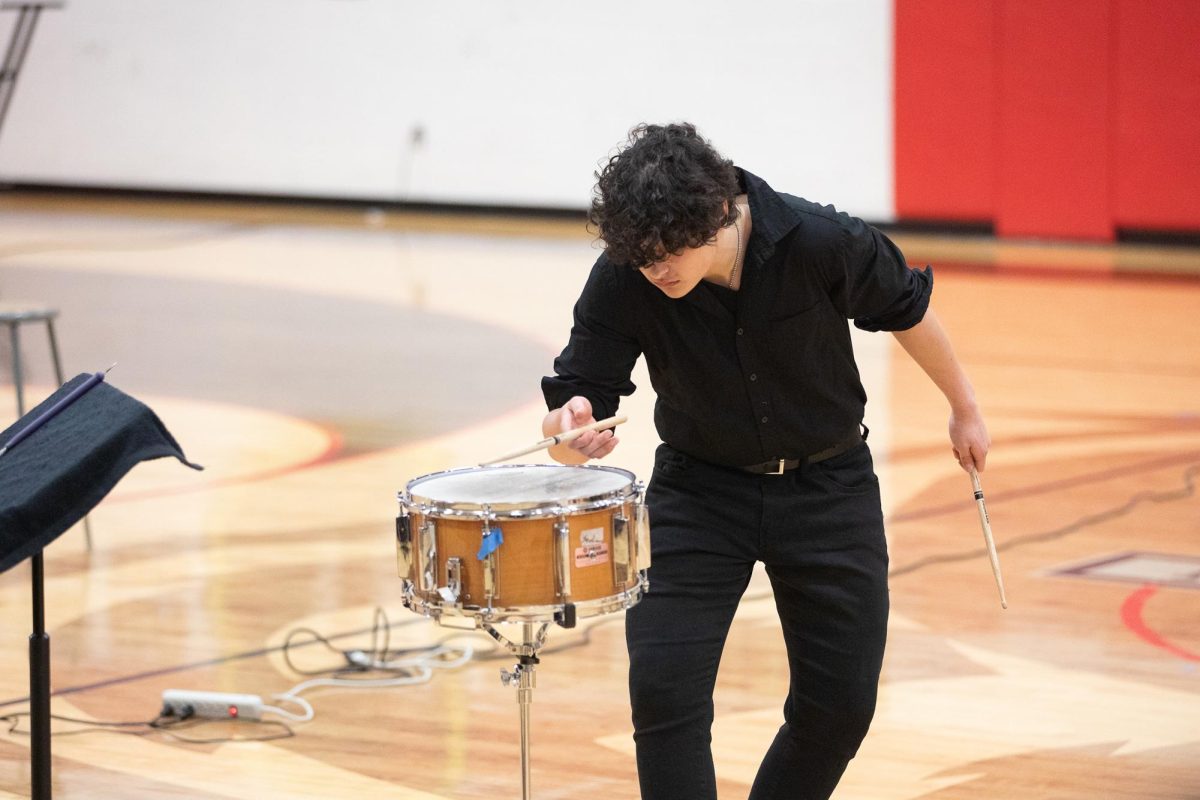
[[739, 430, 866, 475]]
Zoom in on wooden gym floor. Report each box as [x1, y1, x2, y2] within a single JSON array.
[[0, 194, 1197, 799]]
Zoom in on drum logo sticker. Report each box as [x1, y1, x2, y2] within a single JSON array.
[[575, 527, 609, 567]]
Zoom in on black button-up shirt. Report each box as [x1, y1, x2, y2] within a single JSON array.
[[541, 168, 932, 468]]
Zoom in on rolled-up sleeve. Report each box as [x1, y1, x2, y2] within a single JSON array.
[[818, 213, 933, 332], [540, 258, 641, 420], [853, 263, 933, 332]]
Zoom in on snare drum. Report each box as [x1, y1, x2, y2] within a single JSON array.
[[397, 464, 650, 625]]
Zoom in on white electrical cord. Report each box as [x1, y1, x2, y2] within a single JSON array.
[[281, 643, 476, 701], [262, 694, 314, 722], [371, 643, 475, 672]]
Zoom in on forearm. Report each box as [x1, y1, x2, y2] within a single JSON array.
[[891, 308, 977, 412], [891, 308, 990, 470]]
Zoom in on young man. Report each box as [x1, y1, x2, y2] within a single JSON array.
[[540, 123, 989, 800]]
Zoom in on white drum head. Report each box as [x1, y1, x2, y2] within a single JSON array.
[[404, 464, 635, 517]]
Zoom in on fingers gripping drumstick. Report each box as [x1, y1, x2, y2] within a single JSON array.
[[970, 467, 1008, 609], [480, 415, 627, 466]]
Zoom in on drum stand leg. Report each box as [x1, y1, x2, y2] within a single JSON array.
[[485, 621, 549, 800]]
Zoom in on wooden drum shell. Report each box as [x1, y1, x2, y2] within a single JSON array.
[[406, 502, 638, 608], [397, 464, 648, 623]]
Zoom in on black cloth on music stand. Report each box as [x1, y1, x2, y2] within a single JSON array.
[[0, 374, 202, 574]]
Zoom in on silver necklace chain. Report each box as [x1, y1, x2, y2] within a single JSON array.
[[727, 214, 742, 290]]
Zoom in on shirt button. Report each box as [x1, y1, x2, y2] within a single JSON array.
[[736, 327, 744, 336], [761, 416, 769, 424], [749, 373, 757, 381]]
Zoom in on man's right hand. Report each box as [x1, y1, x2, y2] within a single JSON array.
[[541, 396, 619, 464]]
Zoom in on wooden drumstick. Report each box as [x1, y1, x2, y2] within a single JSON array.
[[480, 415, 628, 466], [970, 466, 1008, 609]]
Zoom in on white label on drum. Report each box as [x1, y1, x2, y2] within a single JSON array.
[[576, 527, 609, 567]]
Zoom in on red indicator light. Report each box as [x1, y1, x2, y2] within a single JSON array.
[[228, 706, 239, 718]]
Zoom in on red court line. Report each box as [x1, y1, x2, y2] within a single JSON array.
[[108, 424, 345, 504], [1119, 584, 1200, 662]]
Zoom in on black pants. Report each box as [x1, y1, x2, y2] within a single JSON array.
[[626, 442, 889, 800]]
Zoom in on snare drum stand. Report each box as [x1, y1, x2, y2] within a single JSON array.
[[483, 621, 550, 800]]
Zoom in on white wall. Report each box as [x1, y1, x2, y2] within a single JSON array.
[[0, 0, 894, 219]]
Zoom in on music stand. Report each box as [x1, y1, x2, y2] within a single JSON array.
[[0, 374, 201, 800]]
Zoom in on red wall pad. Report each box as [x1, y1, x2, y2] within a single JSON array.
[[1113, 1, 1200, 232], [995, 1, 1113, 240], [894, 1, 997, 222]]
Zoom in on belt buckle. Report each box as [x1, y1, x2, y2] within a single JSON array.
[[771, 458, 786, 475]]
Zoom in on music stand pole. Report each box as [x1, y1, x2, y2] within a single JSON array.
[[29, 551, 51, 799]]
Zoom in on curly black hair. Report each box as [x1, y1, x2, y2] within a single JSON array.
[[589, 123, 740, 268]]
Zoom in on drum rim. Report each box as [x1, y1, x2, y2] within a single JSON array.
[[400, 463, 640, 518], [403, 579, 646, 623]]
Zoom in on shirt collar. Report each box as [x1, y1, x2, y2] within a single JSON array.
[[737, 167, 804, 258], [669, 168, 802, 320]]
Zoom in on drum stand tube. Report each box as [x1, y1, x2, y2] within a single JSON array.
[[485, 621, 549, 800]]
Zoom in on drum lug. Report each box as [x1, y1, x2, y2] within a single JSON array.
[[635, 493, 652, 572], [420, 519, 438, 592], [483, 552, 499, 608], [482, 512, 501, 609], [440, 557, 463, 605], [395, 513, 415, 580], [554, 517, 572, 602], [612, 513, 630, 587]]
